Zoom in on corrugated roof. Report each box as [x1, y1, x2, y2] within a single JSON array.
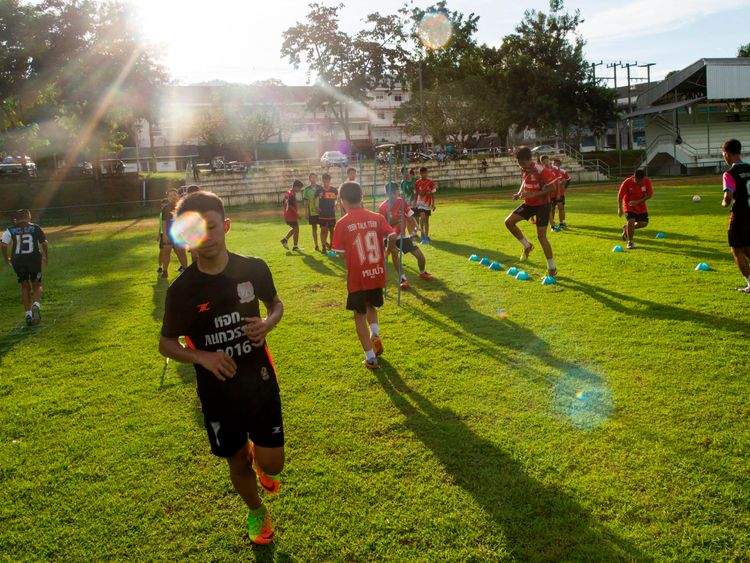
[[622, 97, 705, 119]]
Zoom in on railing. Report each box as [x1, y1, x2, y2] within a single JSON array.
[[560, 143, 610, 179]]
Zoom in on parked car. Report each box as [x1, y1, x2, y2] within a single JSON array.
[[0, 155, 37, 176], [320, 150, 348, 167], [530, 145, 557, 154]]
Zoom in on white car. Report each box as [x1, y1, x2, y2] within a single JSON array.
[[530, 145, 557, 154], [0, 155, 37, 176], [320, 151, 348, 167]]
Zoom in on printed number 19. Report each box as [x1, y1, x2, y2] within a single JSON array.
[[353, 231, 381, 265]]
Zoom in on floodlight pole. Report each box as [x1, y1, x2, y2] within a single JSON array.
[[607, 62, 623, 168], [623, 62, 638, 150]]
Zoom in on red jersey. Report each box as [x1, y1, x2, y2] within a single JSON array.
[[553, 165, 571, 199], [618, 177, 653, 214], [378, 198, 414, 237], [414, 178, 437, 210], [283, 190, 298, 222], [521, 163, 557, 205], [331, 207, 395, 292]]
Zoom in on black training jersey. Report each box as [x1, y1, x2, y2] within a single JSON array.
[[315, 186, 338, 220], [725, 162, 750, 216], [161, 253, 278, 418], [1, 223, 47, 264]]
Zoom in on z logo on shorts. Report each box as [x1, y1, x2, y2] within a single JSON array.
[[237, 281, 255, 304]]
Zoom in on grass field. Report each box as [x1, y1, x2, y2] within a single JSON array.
[[1, 180, 748, 561]]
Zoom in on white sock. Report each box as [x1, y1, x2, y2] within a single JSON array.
[[420, 269, 426, 274], [365, 349, 376, 361], [745, 274, 750, 285], [33, 301, 40, 308], [547, 259, 555, 269], [370, 323, 379, 338], [400, 274, 407, 281], [26, 310, 32, 316], [521, 238, 532, 249]]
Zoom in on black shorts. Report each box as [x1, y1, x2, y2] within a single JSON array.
[[728, 214, 750, 248], [203, 385, 284, 457], [513, 203, 551, 227], [319, 219, 336, 229], [386, 237, 417, 254], [285, 220, 298, 228], [346, 288, 384, 314], [553, 196, 565, 205], [416, 208, 432, 217], [625, 212, 649, 223], [12, 260, 42, 284], [308, 215, 319, 226]]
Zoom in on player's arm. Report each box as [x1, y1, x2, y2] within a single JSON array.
[[722, 172, 734, 207], [159, 336, 238, 381], [243, 295, 283, 347], [617, 184, 626, 216], [1, 242, 9, 265], [40, 241, 48, 266]]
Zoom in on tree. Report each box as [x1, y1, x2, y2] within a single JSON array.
[[738, 43, 750, 57]]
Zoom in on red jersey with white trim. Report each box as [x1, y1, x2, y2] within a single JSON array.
[[521, 163, 557, 205], [553, 165, 571, 199], [618, 177, 653, 214], [283, 190, 298, 222], [415, 178, 437, 210], [378, 197, 414, 237], [332, 207, 395, 292]]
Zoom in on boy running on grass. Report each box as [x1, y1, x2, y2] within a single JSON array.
[[618, 169, 653, 249], [316, 173, 339, 253], [159, 191, 285, 545], [720, 138, 750, 292], [505, 146, 559, 277], [332, 182, 396, 369], [159, 188, 189, 278], [302, 173, 321, 251], [551, 158, 571, 229], [1, 209, 48, 326], [378, 184, 433, 289], [280, 180, 304, 251], [414, 166, 437, 243]]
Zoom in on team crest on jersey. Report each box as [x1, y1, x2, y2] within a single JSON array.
[[261, 367, 270, 381], [237, 281, 255, 303]]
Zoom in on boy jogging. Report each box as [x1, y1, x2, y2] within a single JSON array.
[[159, 191, 285, 544], [332, 182, 396, 369], [618, 169, 653, 249], [720, 138, 750, 292], [281, 180, 304, 251], [1, 209, 48, 325]]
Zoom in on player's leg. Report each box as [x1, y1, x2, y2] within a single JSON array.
[[159, 243, 171, 277], [281, 226, 293, 249], [549, 201, 557, 228], [174, 246, 188, 271], [390, 246, 408, 287], [535, 225, 556, 276], [31, 278, 42, 325], [227, 442, 263, 510], [412, 247, 433, 279], [505, 209, 534, 259], [558, 200, 567, 227], [423, 213, 430, 240], [327, 222, 334, 249], [626, 219, 636, 242], [366, 303, 383, 357], [320, 225, 329, 252], [354, 312, 375, 362], [311, 220, 319, 251], [291, 224, 300, 248], [19, 278, 32, 323]]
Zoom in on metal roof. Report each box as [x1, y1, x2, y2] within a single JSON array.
[[622, 97, 705, 119]]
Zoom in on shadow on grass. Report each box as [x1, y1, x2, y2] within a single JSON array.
[[429, 238, 515, 265], [373, 359, 648, 560], [106, 218, 145, 239], [152, 276, 169, 322], [300, 253, 339, 277]]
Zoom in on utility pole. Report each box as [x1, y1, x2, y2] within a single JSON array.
[[638, 63, 656, 86], [418, 61, 425, 150], [590, 60, 604, 84], [623, 61, 638, 149], [607, 62, 621, 155]]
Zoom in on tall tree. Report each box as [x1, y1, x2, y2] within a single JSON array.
[[739, 43, 750, 57]]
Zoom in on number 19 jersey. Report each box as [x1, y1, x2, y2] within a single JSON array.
[[332, 207, 394, 292]]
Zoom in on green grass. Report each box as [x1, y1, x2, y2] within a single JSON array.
[[1, 182, 749, 561]]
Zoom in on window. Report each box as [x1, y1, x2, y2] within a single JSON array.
[[377, 112, 385, 120], [394, 95, 402, 102], [375, 95, 384, 101]]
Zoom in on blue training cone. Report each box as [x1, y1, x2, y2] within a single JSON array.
[[516, 271, 530, 281], [488, 261, 503, 271], [327, 250, 336, 257], [480, 257, 490, 265], [655, 232, 666, 239], [497, 309, 508, 319], [612, 245, 624, 253], [541, 275, 557, 285], [695, 262, 711, 271], [506, 266, 519, 276], [469, 254, 480, 262]]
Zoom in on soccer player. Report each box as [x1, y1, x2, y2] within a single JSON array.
[[414, 166, 437, 244], [401, 167, 417, 209], [159, 191, 285, 545], [618, 169, 653, 249], [1, 209, 48, 326], [504, 146, 558, 277], [720, 138, 750, 292], [332, 182, 396, 369], [315, 173, 339, 252], [159, 188, 189, 278], [280, 180, 304, 251], [550, 158, 571, 229], [302, 173, 321, 252], [378, 184, 433, 289]]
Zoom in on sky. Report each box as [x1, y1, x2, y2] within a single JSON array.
[[127, 0, 750, 86]]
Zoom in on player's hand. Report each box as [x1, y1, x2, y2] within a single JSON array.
[[513, 193, 521, 200], [242, 316, 272, 347], [617, 208, 623, 217], [198, 350, 237, 381]]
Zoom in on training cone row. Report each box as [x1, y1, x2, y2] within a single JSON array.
[[469, 256, 556, 285]]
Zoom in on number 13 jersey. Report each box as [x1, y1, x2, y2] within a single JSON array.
[[2, 223, 46, 266]]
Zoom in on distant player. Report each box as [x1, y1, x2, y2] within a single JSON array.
[[618, 169, 653, 249], [346, 167, 356, 182], [159, 191, 285, 545], [1, 209, 48, 326], [414, 166, 437, 243], [378, 184, 433, 289], [504, 146, 558, 277], [315, 173, 339, 252], [720, 138, 750, 292], [332, 182, 396, 369], [302, 173, 321, 251], [186, 185, 201, 263], [401, 167, 417, 209], [551, 158, 571, 229], [159, 188, 189, 278], [280, 180, 304, 251]]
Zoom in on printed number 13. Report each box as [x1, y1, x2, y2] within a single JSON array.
[[353, 231, 381, 265]]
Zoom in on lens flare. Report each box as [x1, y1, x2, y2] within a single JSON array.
[[169, 211, 207, 249], [418, 11, 453, 50], [553, 367, 613, 430]]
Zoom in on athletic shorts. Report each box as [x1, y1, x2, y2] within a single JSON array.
[[728, 214, 750, 248], [319, 219, 336, 229], [625, 212, 649, 223], [285, 220, 298, 228], [553, 196, 566, 205], [12, 260, 42, 284], [513, 203, 551, 227], [203, 386, 284, 457], [346, 288, 384, 314], [386, 237, 416, 254], [308, 215, 319, 226], [415, 208, 432, 217]]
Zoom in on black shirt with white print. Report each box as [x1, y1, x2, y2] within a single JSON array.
[[161, 253, 278, 418]]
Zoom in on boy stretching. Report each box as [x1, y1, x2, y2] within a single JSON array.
[[505, 147, 558, 277], [720, 138, 750, 292], [159, 191, 285, 544], [618, 169, 653, 249], [332, 182, 395, 369]]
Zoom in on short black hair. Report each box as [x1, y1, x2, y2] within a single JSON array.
[[339, 182, 363, 204], [14, 209, 30, 221], [322, 173, 331, 182], [634, 169, 646, 181], [540, 155, 550, 162], [186, 184, 200, 194], [419, 166, 428, 173], [347, 167, 356, 174], [176, 191, 225, 219], [723, 138, 742, 155], [515, 146, 532, 161], [309, 172, 317, 179], [293, 180, 304, 189]]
